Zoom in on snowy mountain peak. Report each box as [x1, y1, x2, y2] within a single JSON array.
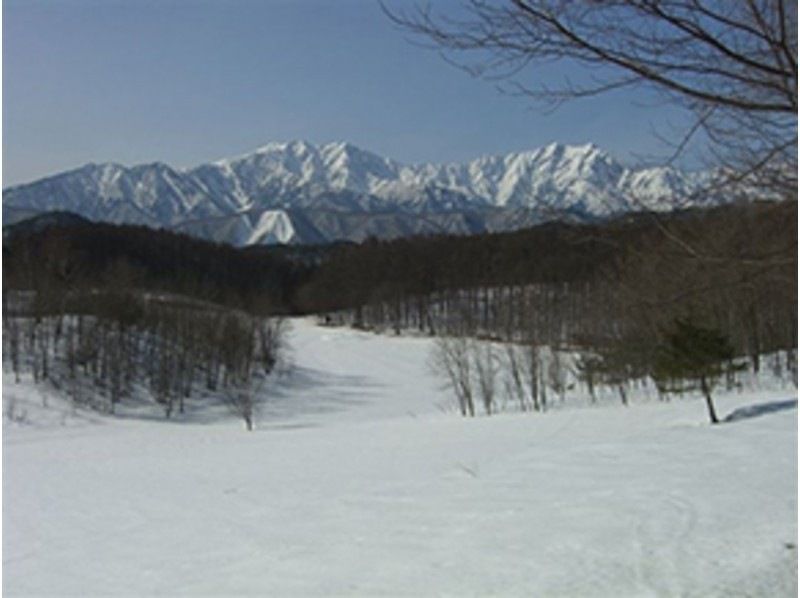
[[3, 140, 711, 246], [257, 139, 313, 154]]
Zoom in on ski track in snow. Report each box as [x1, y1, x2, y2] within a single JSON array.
[[3, 318, 797, 596]]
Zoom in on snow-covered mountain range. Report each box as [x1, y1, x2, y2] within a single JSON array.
[[2, 141, 712, 245]]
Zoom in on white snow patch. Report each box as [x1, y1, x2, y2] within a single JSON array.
[[247, 209, 296, 245], [3, 318, 797, 596]]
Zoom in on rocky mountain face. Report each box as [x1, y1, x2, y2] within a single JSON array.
[[2, 141, 711, 245]]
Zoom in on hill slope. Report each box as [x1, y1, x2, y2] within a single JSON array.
[[3, 318, 796, 596]]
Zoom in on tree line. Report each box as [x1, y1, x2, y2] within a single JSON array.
[[3, 200, 795, 424], [3, 217, 316, 315], [304, 200, 797, 422], [303, 202, 795, 355], [3, 219, 294, 429]]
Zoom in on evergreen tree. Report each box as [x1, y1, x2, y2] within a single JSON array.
[[653, 319, 739, 424]]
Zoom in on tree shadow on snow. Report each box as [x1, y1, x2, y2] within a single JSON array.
[[260, 365, 384, 423], [111, 396, 236, 426], [102, 365, 385, 427], [723, 399, 797, 423]]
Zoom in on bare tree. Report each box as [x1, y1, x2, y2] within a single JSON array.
[[432, 334, 476, 417], [503, 344, 529, 411], [4, 312, 22, 383], [223, 375, 259, 431], [575, 353, 602, 404], [217, 313, 277, 431], [541, 346, 568, 403], [523, 341, 544, 412], [386, 1, 797, 202], [473, 342, 498, 415], [258, 317, 287, 375]]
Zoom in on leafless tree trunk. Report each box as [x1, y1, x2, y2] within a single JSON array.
[[5, 315, 22, 383], [433, 334, 476, 417], [473, 342, 498, 415], [547, 348, 568, 403], [503, 344, 529, 412], [575, 354, 600, 404], [258, 317, 287, 375], [223, 377, 258, 431]]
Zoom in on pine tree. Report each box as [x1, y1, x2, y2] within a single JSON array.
[[654, 319, 740, 424]]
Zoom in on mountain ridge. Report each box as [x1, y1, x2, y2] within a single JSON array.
[[3, 140, 712, 245]]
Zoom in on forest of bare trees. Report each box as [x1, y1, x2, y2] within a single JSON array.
[[306, 201, 796, 422], [2, 285, 285, 430]]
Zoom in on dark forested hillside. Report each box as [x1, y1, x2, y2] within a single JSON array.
[[298, 202, 795, 317], [3, 218, 315, 314], [4, 201, 796, 341]]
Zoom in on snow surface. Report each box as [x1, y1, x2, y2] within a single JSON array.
[[3, 318, 797, 596]]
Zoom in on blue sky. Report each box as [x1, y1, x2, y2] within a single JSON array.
[[3, 0, 692, 186]]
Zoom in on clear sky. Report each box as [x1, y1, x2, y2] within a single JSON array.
[[3, 0, 692, 186]]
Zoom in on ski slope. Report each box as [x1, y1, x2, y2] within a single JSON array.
[[3, 318, 797, 596]]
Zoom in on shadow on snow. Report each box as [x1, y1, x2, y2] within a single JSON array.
[[259, 365, 384, 426], [723, 399, 797, 423], [107, 363, 383, 428]]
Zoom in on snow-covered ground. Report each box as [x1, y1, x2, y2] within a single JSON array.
[[3, 318, 797, 596]]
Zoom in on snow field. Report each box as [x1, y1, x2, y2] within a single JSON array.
[[3, 318, 797, 596]]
